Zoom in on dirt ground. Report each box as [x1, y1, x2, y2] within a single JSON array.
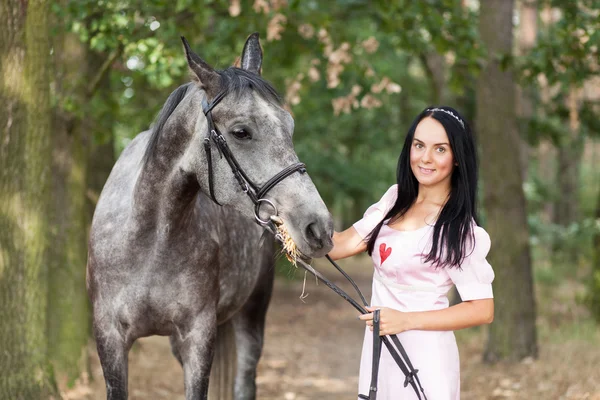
[[62, 257, 600, 400]]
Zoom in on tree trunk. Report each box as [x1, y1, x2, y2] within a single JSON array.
[[554, 142, 583, 226], [420, 52, 449, 105], [476, 0, 538, 362], [516, 0, 537, 180], [0, 0, 57, 397], [554, 87, 584, 228], [47, 30, 93, 386]]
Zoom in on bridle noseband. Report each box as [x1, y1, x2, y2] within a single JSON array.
[[201, 91, 307, 224]]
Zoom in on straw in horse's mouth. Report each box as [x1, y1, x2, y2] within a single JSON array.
[[273, 221, 317, 302], [275, 223, 300, 266]]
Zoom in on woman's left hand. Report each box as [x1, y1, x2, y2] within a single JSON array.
[[358, 306, 412, 336]]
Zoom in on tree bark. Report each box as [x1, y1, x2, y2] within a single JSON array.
[[554, 143, 583, 226], [0, 0, 57, 397], [516, 0, 537, 180], [47, 30, 93, 386], [420, 51, 449, 105], [476, 0, 538, 362], [554, 87, 584, 228]]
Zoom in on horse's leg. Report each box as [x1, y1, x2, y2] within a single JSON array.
[[94, 321, 131, 400], [231, 269, 274, 400], [175, 311, 218, 400]]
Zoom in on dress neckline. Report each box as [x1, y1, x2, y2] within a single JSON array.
[[382, 222, 434, 233]]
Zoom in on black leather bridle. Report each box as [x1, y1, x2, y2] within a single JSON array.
[[202, 90, 307, 224], [202, 89, 426, 400]]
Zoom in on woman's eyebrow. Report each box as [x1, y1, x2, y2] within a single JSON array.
[[413, 138, 450, 146]]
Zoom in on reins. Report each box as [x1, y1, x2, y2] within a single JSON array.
[[290, 252, 427, 400], [201, 90, 427, 400]]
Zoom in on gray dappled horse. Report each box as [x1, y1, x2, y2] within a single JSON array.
[[87, 33, 334, 400]]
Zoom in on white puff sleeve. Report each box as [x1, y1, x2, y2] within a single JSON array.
[[352, 184, 398, 239], [447, 226, 495, 301]]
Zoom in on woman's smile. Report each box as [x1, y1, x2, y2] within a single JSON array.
[[418, 166, 436, 175]]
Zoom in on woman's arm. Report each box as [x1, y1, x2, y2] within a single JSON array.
[[359, 299, 494, 335], [328, 226, 367, 261]]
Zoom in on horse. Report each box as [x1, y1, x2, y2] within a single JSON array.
[[86, 33, 334, 400]]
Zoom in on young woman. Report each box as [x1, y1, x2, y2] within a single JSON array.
[[329, 106, 495, 400]]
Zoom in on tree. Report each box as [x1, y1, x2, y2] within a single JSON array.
[[0, 0, 57, 397], [476, 0, 538, 362], [518, 0, 600, 313], [47, 27, 95, 386]]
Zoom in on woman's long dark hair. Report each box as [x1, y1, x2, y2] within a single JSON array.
[[366, 106, 479, 269]]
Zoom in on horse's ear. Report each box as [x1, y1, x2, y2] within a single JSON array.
[[240, 32, 263, 75], [181, 36, 220, 97]]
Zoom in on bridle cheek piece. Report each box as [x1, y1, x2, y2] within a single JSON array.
[[201, 91, 306, 224]]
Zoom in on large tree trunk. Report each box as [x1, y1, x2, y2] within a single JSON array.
[[0, 0, 57, 397], [476, 0, 538, 362], [47, 30, 93, 386]]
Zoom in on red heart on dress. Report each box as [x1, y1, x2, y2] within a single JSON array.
[[379, 243, 392, 264]]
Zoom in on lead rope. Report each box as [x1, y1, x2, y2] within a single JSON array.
[[358, 309, 382, 400], [323, 255, 427, 400], [261, 225, 428, 400]]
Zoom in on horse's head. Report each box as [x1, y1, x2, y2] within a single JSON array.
[[181, 34, 333, 258]]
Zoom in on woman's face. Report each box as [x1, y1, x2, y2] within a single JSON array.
[[410, 117, 455, 189]]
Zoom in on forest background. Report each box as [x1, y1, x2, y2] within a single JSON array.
[[1, 0, 599, 398]]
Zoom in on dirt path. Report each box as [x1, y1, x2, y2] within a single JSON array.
[[64, 257, 600, 399]]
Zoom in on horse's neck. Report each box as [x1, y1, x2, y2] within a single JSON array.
[[132, 88, 206, 234]]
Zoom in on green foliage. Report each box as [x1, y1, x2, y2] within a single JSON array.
[[514, 1, 600, 320], [518, 0, 600, 145], [58, 0, 493, 224], [530, 216, 600, 266], [521, 114, 567, 147], [372, 0, 484, 94], [59, 1, 600, 315], [520, 0, 600, 88], [526, 158, 600, 272]]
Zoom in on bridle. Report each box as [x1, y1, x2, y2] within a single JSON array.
[[201, 90, 427, 400], [201, 90, 306, 225]]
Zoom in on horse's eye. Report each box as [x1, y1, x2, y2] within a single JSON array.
[[231, 128, 252, 140]]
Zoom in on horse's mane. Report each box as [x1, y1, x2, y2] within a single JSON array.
[[142, 67, 283, 168]]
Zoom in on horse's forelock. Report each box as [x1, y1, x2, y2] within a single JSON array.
[[217, 67, 283, 107]]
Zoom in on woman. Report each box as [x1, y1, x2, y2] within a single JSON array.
[[329, 106, 495, 400]]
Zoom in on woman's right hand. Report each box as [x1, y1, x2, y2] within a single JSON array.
[[328, 226, 367, 261]]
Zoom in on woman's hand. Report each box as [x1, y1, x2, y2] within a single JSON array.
[[328, 227, 367, 261], [358, 306, 413, 336]]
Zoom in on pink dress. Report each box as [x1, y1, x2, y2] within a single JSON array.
[[353, 185, 494, 400]]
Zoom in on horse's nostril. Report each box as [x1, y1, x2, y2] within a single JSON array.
[[305, 222, 323, 249]]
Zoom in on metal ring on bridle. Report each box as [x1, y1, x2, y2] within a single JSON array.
[[254, 198, 278, 225]]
